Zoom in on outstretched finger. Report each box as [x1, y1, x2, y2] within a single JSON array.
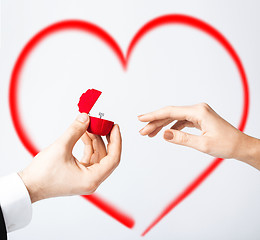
[[148, 125, 164, 137], [139, 118, 172, 136], [138, 106, 194, 122]]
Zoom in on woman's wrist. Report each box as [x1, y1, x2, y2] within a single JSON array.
[[244, 136, 260, 170], [234, 132, 260, 170]]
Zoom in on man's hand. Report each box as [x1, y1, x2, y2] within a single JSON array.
[[19, 113, 122, 203], [138, 103, 260, 170]]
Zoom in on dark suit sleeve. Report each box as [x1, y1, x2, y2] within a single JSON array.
[[0, 205, 7, 240]]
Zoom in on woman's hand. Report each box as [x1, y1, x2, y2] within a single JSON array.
[[19, 113, 122, 203], [138, 103, 260, 170]]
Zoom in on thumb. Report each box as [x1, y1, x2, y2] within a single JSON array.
[[163, 129, 204, 152], [60, 113, 90, 150]]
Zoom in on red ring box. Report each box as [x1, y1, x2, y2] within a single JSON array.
[[78, 89, 114, 136]]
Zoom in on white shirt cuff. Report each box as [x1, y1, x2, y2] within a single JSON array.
[[0, 173, 32, 232]]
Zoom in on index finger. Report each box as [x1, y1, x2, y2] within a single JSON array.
[[138, 106, 195, 122]]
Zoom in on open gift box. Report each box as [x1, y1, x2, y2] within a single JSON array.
[[78, 89, 114, 136]]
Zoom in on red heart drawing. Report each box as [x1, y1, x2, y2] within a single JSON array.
[[9, 14, 249, 236]]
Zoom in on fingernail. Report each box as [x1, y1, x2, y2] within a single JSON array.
[[138, 115, 144, 120], [115, 124, 120, 131], [164, 131, 173, 140], [139, 128, 144, 134], [77, 113, 89, 123]]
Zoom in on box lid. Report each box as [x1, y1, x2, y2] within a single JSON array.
[[78, 89, 102, 114]]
